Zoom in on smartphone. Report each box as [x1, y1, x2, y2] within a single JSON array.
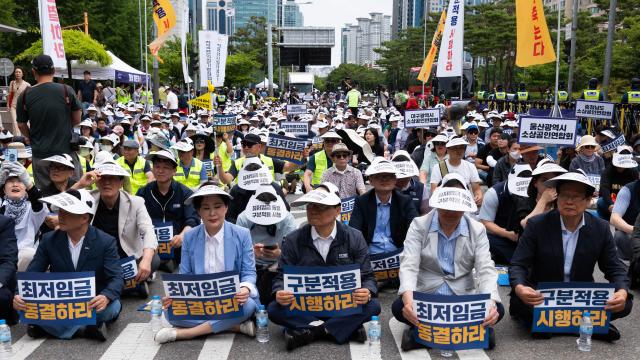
[[263, 245, 278, 250], [7, 149, 17, 162]]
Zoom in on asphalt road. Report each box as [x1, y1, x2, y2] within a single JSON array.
[[10, 193, 640, 360]]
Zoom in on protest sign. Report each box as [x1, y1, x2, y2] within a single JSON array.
[[280, 121, 309, 138], [413, 292, 490, 350], [370, 249, 402, 281], [119, 256, 139, 290], [518, 116, 578, 147], [286, 104, 307, 116], [600, 134, 626, 154], [303, 94, 314, 102], [264, 134, 306, 165], [154, 220, 174, 260], [575, 100, 615, 120], [188, 92, 213, 110], [18, 272, 96, 326], [340, 197, 356, 224], [213, 114, 236, 133], [533, 282, 614, 334], [163, 271, 242, 321], [311, 136, 323, 150], [202, 159, 214, 179], [198, 31, 228, 87], [404, 109, 441, 128], [283, 264, 362, 317]]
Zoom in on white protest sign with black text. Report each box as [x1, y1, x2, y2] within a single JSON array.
[[518, 116, 578, 147], [575, 100, 615, 120], [404, 109, 441, 128]]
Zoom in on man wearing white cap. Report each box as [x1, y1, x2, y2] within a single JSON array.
[[510, 170, 631, 341], [430, 136, 483, 206], [171, 140, 208, 190], [268, 188, 380, 350], [349, 158, 418, 255], [394, 173, 502, 351], [14, 189, 123, 341]]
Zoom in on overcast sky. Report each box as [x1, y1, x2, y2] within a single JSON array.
[[300, 0, 393, 66]]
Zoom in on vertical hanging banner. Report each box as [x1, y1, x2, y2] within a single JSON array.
[[418, 10, 447, 83], [179, 0, 192, 83], [515, 0, 556, 67], [38, 0, 67, 69], [149, 0, 177, 63], [199, 31, 229, 88], [436, 0, 464, 78]]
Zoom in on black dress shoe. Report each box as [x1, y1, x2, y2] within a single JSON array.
[[85, 323, 108, 342], [592, 324, 621, 342], [349, 326, 367, 343], [27, 325, 46, 339], [285, 328, 314, 351], [487, 327, 496, 350], [401, 328, 426, 351], [138, 282, 149, 299]]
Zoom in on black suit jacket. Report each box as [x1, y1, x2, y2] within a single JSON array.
[[509, 209, 628, 291], [27, 226, 123, 301], [349, 188, 418, 248], [0, 216, 17, 290]]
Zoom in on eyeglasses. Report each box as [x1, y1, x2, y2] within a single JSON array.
[[557, 193, 588, 202], [195, 139, 205, 144], [333, 153, 350, 159]]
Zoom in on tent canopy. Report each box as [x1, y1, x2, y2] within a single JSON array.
[[256, 78, 278, 89], [54, 51, 150, 84]]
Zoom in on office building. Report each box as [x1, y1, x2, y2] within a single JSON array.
[[341, 12, 391, 67], [232, 0, 278, 30], [282, 0, 304, 27]]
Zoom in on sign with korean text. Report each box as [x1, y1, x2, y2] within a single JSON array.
[[154, 220, 174, 260], [280, 121, 309, 138], [264, 134, 306, 165], [18, 272, 96, 326], [404, 109, 441, 128], [600, 134, 625, 154], [148, 0, 176, 61], [202, 159, 214, 179], [283, 264, 362, 317], [533, 282, 615, 334], [575, 100, 615, 120], [515, 0, 556, 67], [213, 114, 236, 133], [413, 292, 490, 350], [188, 92, 213, 110], [286, 104, 307, 116], [518, 116, 578, 146], [436, 0, 464, 78], [163, 272, 242, 321], [311, 136, 323, 151], [370, 249, 402, 282], [199, 31, 228, 87], [119, 256, 139, 290], [38, 0, 67, 68], [340, 197, 356, 225]]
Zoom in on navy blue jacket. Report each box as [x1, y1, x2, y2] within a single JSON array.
[[27, 226, 123, 301], [0, 216, 17, 290], [136, 180, 200, 234]]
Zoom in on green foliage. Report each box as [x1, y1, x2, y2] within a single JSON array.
[[375, 26, 430, 90], [325, 63, 385, 92], [225, 52, 261, 87], [229, 16, 279, 76], [156, 37, 185, 87], [15, 29, 111, 65]]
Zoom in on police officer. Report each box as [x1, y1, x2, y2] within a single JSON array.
[[514, 83, 529, 102], [580, 77, 604, 101], [494, 84, 507, 101], [216, 88, 228, 109], [557, 81, 569, 102], [476, 84, 488, 101], [621, 78, 640, 104]]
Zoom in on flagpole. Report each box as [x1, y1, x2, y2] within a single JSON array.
[[422, 0, 427, 97], [551, 0, 562, 118]]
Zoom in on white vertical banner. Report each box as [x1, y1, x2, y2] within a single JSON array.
[[38, 0, 67, 69], [179, 0, 192, 83], [436, 0, 464, 78], [198, 30, 228, 88]]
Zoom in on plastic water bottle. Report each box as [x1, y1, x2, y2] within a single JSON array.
[[0, 319, 11, 359], [150, 295, 163, 335], [256, 305, 269, 343], [368, 316, 381, 359], [577, 311, 593, 352]]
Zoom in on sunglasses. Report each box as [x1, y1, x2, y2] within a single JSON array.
[[583, 145, 596, 149], [195, 139, 205, 144], [333, 153, 350, 159]]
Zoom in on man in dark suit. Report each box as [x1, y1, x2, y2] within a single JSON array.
[[509, 171, 632, 341], [13, 189, 123, 341], [349, 158, 418, 255], [0, 216, 17, 324]]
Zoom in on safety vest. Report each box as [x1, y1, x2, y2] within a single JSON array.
[[248, 93, 256, 106], [117, 156, 148, 194], [583, 90, 600, 101], [558, 91, 569, 102], [218, 141, 232, 172], [217, 94, 227, 103], [27, 163, 33, 183], [116, 87, 131, 104], [347, 90, 361, 107], [495, 92, 506, 100], [311, 150, 328, 185], [174, 158, 204, 189], [476, 91, 486, 100], [517, 91, 528, 101], [235, 154, 275, 182], [140, 90, 152, 105], [628, 91, 640, 104]]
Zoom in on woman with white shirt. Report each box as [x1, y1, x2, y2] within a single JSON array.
[[154, 182, 259, 344]]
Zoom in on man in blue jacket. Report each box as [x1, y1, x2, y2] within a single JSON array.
[[13, 189, 123, 341]]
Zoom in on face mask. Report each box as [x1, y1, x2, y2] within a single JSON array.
[[100, 144, 113, 153], [79, 148, 91, 157], [509, 150, 520, 160]]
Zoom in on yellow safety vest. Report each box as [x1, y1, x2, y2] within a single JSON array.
[[347, 90, 361, 107], [311, 150, 328, 185], [116, 87, 131, 104], [218, 141, 232, 172], [628, 91, 640, 104], [476, 91, 486, 100], [117, 156, 148, 195], [584, 90, 600, 101], [517, 91, 529, 101], [495, 92, 506, 100], [235, 154, 275, 182], [558, 91, 569, 102], [174, 158, 204, 189], [217, 94, 227, 103], [27, 163, 33, 183]]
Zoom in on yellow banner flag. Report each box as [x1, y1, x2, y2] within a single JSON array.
[[417, 11, 447, 83], [207, 80, 215, 93], [148, 0, 177, 63], [515, 0, 556, 67], [188, 92, 213, 110]]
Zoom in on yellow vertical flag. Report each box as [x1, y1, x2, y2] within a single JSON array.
[[417, 11, 447, 83], [148, 0, 177, 63], [515, 0, 556, 67]]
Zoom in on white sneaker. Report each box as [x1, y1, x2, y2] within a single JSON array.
[[154, 328, 177, 344], [239, 320, 256, 337]]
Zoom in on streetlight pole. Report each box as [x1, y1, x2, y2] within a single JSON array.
[[602, 0, 617, 100], [567, 0, 578, 100], [268, 23, 274, 97]]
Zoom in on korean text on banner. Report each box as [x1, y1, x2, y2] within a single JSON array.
[[601, 134, 626, 153], [213, 114, 236, 133], [199, 31, 229, 88], [148, 0, 177, 62], [18, 272, 96, 326], [340, 197, 356, 225], [413, 292, 490, 350], [188, 92, 213, 110], [574, 100, 616, 120], [418, 10, 447, 83], [119, 256, 139, 290], [405, 109, 441, 128], [533, 282, 615, 334], [280, 122, 309, 138], [162, 272, 243, 321], [264, 134, 307, 165], [154, 220, 174, 260], [283, 264, 362, 317], [370, 248, 402, 282], [286, 104, 307, 116], [518, 116, 578, 147], [38, 0, 67, 68], [436, 0, 464, 78], [515, 0, 556, 67], [179, 0, 192, 83]]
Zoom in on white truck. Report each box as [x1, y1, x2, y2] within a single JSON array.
[[288, 72, 314, 95]]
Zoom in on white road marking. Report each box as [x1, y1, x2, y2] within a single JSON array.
[[197, 332, 235, 360], [10, 335, 46, 360], [100, 323, 161, 360], [456, 349, 491, 360], [388, 317, 431, 360]]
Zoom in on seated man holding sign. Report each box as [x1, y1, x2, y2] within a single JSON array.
[[14, 189, 123, 341], [268, 188, 381, 351], [154, 183, 258, 343], [509, 170, 632, 341], [394, 173, 503, 351]]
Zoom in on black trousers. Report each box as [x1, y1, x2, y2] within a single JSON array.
[[256, 267, 277, 305], [0, 287, 16, 325]]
